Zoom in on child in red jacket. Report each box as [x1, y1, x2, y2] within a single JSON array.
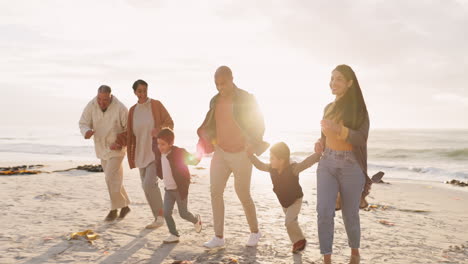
[[154, 128, 202, 244]]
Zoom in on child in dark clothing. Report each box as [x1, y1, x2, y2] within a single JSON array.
[[248, 142, 320, 253], [154, 128, 203, 244]]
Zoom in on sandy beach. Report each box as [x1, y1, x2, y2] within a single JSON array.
[[2, 0, 468, 263], [1, 160, 467, 264]]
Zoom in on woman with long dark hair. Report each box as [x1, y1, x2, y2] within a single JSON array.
[[315, 65, 371, 264]]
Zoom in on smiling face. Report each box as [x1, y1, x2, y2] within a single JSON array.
[[134, 84, 148, 103], [269, 152, 286, 170], [330, 70, 353, 98], [214, 66, 235, 96], [215, 74, 234, 96], [157, 138, 172, 154], [97, 92, 112, 111]]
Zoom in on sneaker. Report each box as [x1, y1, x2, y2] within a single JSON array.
[[145, 216, 165, 229], [163, 234, 180, 244], [203, 236, 225, 248], [118, 206, 131, 219], [194, 214, 202, 233], [104, 210, 118, 221], [245, 231, 262, 247], [292, 239, 307, 253]]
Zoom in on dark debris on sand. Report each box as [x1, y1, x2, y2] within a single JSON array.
[[76, 164, 103, 172], [0, 165, 44, 175], [445, 179, 468, 187], [52, 164, 103, 173], [0, 164, 104, 175], [373, 179, 390, 184]]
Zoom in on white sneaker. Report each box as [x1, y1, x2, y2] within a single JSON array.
[[194, 214, 202, 233], [145, 216, 165, 229], [163, 234, 180, 244], [245, 231, 262, 247], [203, 236, 225, 248]]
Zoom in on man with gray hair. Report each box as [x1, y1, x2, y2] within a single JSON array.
[[79, 85, 131, 221]]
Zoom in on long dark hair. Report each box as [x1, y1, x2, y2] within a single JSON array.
[[328, 64, 368, 130]]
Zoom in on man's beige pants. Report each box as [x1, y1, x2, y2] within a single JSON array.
[[101, 156, 130, 210], [282, 197, 305, 243], [210, 146, 258, 237]]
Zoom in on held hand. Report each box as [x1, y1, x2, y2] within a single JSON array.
[[195, 149, 203, 161], [245, 144, 254, 156], [314, 139, 324, 154], [84, 130, 94, 139], [151, 128, 158, 138], [320, 119, 342, 135], [110, 143, 122, 150], [196, 142, 205, 160], [187, 152, 201, 165]]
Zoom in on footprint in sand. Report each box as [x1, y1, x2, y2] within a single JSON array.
[[34, 192, 62, 201]]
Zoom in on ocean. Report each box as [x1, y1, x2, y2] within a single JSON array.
[[0, 126, 467, 182]]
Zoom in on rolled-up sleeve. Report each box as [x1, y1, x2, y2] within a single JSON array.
[[345, 113, 369, 146], [79, 102, 93, 137]]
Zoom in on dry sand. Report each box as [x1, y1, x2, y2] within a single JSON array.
[[0, 160, 467, 264]]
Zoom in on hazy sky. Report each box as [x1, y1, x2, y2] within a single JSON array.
[[1, 0, 467, 133]]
